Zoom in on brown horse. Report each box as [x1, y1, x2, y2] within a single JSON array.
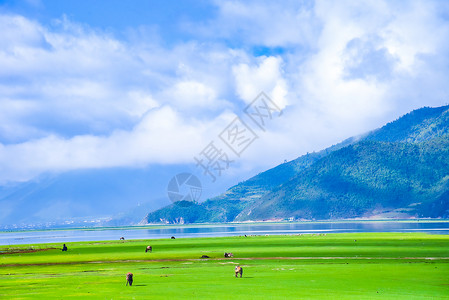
[[145, 246, 152, 253], [126, 272, 133, 286], [235, 266, 243, 278]]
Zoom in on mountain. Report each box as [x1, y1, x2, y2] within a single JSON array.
[[239, 137, 449, 221], [145, 105, 449, 223], [363, 105, 449, 143], [0, 166, 178, 228], [0, 160, 244, 229]]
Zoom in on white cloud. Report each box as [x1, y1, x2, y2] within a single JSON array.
[[1, 0, 449, 184], [296, 0, 449, 133], [0, 14, 239, 182], [380, 1, 447, 73], [221, 0, 449, 171], [162, 80, 222, 112], [233, 56, 288, 109], [0, 105, 238, 182], [191, 0, 320, 48]]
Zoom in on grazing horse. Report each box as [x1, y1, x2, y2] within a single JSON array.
[[126, 272, 133, 286], [120, 237, 125, 241], [145, 246, 152, 253], [235, 266, 243, 278], [224, 252, 233, 258]]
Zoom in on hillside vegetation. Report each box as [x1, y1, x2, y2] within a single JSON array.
[[146, 105, 449, 223]]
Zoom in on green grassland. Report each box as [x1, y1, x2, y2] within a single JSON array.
[[1, 233, 448, 299]]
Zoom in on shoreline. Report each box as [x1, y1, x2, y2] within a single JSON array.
[[2, 218, 449, 234], [1, 220, 449, 246]]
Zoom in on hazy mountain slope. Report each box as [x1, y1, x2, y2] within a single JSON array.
[[207, 136, 359, 202], [146, 105, 449, 223], [238, 136, 449, 221], [190, 104, 449, 216], [146, 139, 358, 224], [0, 167, 173, 227]]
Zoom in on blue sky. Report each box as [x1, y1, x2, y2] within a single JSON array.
[[1, 0, 218, 44], [0, 0, 449, 188]]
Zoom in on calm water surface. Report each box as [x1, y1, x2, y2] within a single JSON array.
[[0, 221, 448, 245]]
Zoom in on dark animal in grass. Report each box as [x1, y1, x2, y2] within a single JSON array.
[[224, 252, 233, 258], [62, 244, 68, 252], [126, 272, 133, 286], [120, 237, 125, 241], [171, 236, 175, 239], [201, 255, 210, 258], [235, 266, 243, 278], [145, 246, 152, 253]]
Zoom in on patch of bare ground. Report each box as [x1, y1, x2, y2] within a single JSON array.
[[1, 256, 448, 268], [0, 247, 58, 255]]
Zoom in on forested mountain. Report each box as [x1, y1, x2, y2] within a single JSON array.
[[146, 105, 449, 223]]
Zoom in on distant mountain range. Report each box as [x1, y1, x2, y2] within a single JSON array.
[[0, 160, 239, 229], [0, 165, 185, 228], [146, 105, 449, 223]]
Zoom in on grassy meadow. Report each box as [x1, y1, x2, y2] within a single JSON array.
[[0, 232, 448, 299]]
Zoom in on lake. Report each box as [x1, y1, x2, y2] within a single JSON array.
[[1, 221, 448, 246]]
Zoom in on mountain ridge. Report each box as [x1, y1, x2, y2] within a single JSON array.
[[145, 105, 449, 224]]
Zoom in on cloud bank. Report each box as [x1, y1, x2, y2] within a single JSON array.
[[0, 0, 449, 183]]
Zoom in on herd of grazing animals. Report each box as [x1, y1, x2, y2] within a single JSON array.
[[127, 239, 243, 285], [63, 235, 244, 287], [131, 237, 243, 285]]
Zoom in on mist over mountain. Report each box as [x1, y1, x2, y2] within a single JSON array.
[[146, 105, 449, 223], [0, 166, 178, 228], [0, 161, 247, 228]]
